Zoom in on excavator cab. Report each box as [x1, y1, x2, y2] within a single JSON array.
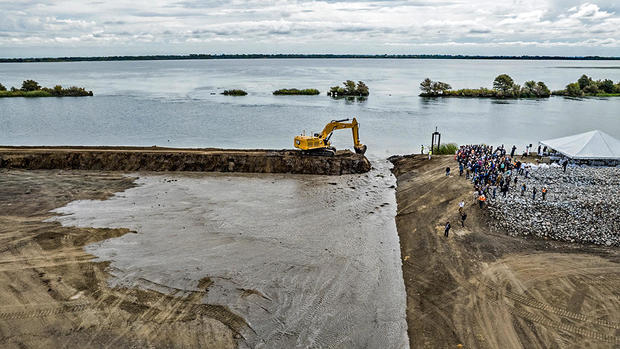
[[294, 118, 367, 156]]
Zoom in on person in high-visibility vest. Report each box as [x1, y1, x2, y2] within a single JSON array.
[[478, 194, 486, 209], [428, 149, 432, 160], [542, 187, 547, 200]]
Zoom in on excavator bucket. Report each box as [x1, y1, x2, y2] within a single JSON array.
[[354, 145, 367, 155]]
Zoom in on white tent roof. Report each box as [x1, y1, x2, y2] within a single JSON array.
[[539, 130, 620, 160]]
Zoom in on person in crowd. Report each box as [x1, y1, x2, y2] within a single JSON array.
[[511, 145, 516, 158], [562, 159, 568, 173], [521, 183, 527, 196], [444, 222, 451, 237], [421, 144, 425, 155], [428, 149, 432, 160], [478, 194, 486, 208], [460, 212, 467, 227], [542, 187, 547, 200], [532, 186, 537, 200]]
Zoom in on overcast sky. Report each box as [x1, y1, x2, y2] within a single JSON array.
[[1, 0, 619, 57]]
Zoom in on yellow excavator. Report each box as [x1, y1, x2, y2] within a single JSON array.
[[294, 118, 367, 156]]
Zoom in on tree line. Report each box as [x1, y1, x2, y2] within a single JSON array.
[[2, 54, 620, 63], [327, 80, 369, 97], [553, 75, 620, 97], [419, 75, 551, 98], [0, 80, 93, 97]]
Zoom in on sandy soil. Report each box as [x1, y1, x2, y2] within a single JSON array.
[[0, 170, 245, 348], [390, 155, 620, 348]]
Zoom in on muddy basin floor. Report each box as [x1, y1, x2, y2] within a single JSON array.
[[45, 161, 408, 348]]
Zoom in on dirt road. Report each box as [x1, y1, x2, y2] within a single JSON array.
[[0, 170, 245, 348], [390, 155, 619, 348]]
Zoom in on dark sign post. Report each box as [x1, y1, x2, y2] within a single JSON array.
[[431, 127, 441, 153]]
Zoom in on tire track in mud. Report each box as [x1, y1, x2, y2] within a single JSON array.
[[484, 289, 619, 344], [0, 302, 92, 321], [484, 282, 620, 331]]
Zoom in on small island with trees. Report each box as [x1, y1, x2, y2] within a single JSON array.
[[419, 74, 550, 98], [221, 89, 247, 96], [552, 74, 620, 97], [273, 88, 320, 95], [327, 80, 369, 98], [0, 80, 93, 97]]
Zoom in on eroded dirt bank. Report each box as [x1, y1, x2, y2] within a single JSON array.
[[390, 154, 619, 348], [0, 146, 371, 175], [0, 170, 247, 348]]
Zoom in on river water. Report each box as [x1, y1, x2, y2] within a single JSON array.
[[1, 59, 619, 158]]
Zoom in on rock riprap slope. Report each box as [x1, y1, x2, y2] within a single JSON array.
[[488, 166, 620, 246]]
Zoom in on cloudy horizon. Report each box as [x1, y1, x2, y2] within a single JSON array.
[[1, 0, 619, 58]]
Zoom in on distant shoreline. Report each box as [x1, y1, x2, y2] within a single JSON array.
[[1, 54, 620, 63]]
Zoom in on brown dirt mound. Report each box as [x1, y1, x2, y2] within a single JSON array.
[[0, 146, 371, 175]]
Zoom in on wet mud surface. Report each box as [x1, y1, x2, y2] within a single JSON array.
[[0, 170, 241, 349], [49, 160, 409, 348]]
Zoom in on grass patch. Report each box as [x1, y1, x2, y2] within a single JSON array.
[[221, 89, 247, 96], [594, 93, 620, 97], [432, 143, 458, 155], [273, 88, 320, 95], [0, 90, 53, 97]]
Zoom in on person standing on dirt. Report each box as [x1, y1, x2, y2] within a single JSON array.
[[478, 194, 486, 208], [460, 212, 467, 227], [421, 144, 425, 155], [510, 145, 516, 158], [428, 149, 432, 160], [532, 186, 537, 200], [542, 187, 547, 200], [459, 162, 464, 176], [446, 167, 451, 176], [521, 183, 526, 196], [444, 222, 451, 237]]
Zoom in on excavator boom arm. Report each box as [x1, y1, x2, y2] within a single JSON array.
[[320, 118, 363, 148]]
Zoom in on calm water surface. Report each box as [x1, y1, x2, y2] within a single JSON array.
[[1, 59, 619, 157]]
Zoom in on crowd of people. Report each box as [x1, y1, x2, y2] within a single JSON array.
[[455, 144, 548, 209]]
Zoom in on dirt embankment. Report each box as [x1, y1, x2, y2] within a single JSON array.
[[0, 170, 248, 348], [0, 146, 371, 175], [390, 154, 619, 349]]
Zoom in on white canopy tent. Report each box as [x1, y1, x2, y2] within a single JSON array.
[[539, 130, 620, 161]]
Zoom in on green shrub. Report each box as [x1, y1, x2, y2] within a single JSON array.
[[0, 82, 92, 97], [221, 89, 247, 96], [327, 80, 369, 97], [273, 88, 320, 95], [433, 143, 458, 155], [0, 83, 6, 91], [21, 79, 41, 91]]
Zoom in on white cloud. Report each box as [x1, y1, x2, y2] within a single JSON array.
[[0, 0, 618, 56], [569, 2, 614, 20]]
